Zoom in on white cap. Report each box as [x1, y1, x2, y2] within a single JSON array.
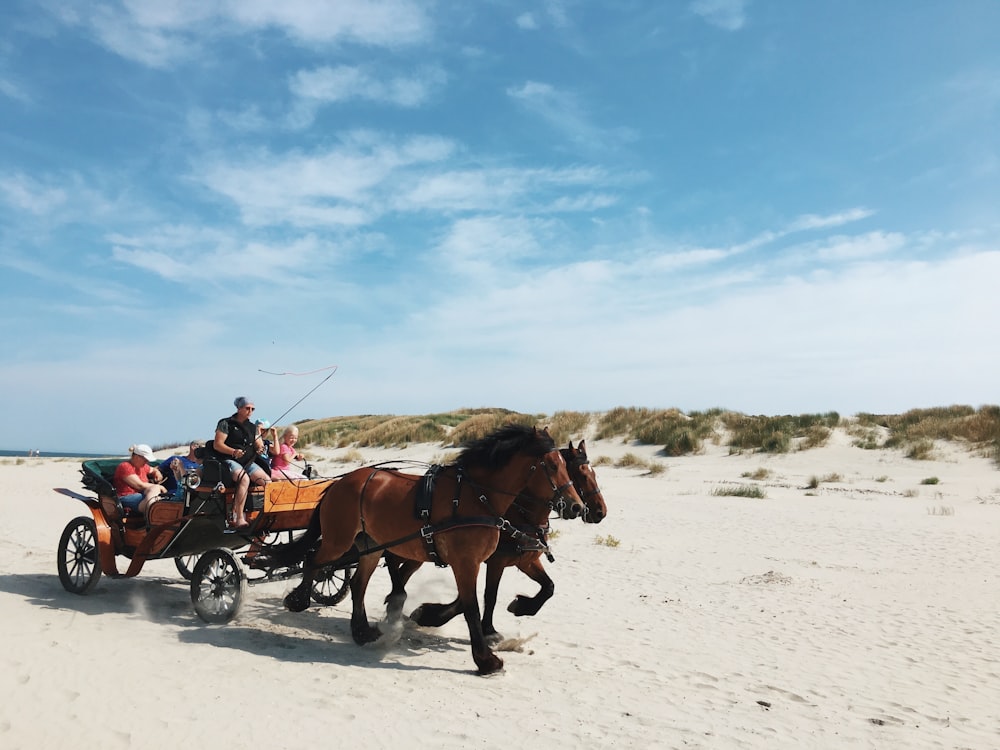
[[130, 444, 155, 461]]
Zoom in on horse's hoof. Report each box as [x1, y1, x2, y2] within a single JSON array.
[[284, 589, 310, 612], [475, 653, 504, 676], [409, 602, 454, 627], [507, 595, 532, 617], [352, 624, 381, 645]]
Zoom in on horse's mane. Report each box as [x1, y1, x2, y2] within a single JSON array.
[[456, 424, 555, 470]]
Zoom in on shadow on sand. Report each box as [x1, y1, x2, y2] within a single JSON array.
[[1, 571, 480, 675]]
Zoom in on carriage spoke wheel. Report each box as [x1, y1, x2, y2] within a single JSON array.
[[191, 549, 246, 623], [174, 555, 198, 581], [311, 564, 355, 606], [57, 516, 103, 594]]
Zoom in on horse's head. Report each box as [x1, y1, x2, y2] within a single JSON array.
[[456, 424, 583, 519], [523, 439, 584, 521], [563, 440, 607, 523]]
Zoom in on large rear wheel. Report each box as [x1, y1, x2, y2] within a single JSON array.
[[191, 549, 245, 623], [57, 516, 103, 594], [311, 564, 355, 605]]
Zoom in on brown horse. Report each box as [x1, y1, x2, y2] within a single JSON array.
[[385, 439, 607, 641], [274, 424, 583, 675]]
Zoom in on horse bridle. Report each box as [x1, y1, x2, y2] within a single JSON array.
[[515, 450, 578, 517], [566, 454, 604, 520]]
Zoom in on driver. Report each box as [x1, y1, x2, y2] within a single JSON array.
[[212, 396, 270, 529]]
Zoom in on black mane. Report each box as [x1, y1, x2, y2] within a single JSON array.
[[456, 424, 555, 470]]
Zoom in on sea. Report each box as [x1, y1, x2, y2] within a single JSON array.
[[0, 449, 114, 459]]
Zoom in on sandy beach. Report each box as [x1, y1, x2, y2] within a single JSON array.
[[2, 426, 998, 749]]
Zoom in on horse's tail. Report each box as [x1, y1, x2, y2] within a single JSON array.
[[258, 501, 324, 568]]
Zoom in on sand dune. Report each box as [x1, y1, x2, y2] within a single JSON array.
[[1, 429, 998, 748]]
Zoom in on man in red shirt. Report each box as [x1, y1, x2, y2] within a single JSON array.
[[113, 444, 166, 513]]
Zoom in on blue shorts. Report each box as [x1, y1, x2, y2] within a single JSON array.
[[119, 493, 144, 511], [224, 460, 266, 479]]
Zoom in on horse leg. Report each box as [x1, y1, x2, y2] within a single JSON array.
[[384, 554, 421, 623], [452, 559, 502, 675], [409, 594, 464, 628], [506, 554, 554, 617], [284, 549, 316, 612], [349, 550, 383, 644], [481, 558, 505, 642]]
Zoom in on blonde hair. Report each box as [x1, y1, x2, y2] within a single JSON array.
[[282, 426, 299, 439]]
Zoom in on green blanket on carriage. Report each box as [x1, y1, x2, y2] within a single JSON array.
[[81, 458, 160, 496]]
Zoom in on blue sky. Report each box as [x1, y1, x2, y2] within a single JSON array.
[[2, 1, 999, 453]]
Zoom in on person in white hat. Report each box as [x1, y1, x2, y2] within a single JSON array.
[[112, 444, 167, 513]]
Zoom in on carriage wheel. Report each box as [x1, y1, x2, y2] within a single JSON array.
[[311, 564, 355, 606], [174, 555, 198, 581], [191, 549, 246, 623], [57, 516, 103, 594]]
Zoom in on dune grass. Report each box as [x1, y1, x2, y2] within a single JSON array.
[[287, 403, 1000, 469], [712, 484, 767, 499]]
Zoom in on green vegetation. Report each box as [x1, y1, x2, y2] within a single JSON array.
[[920, 476, 940, 485], [723, 412, 840, 454], [855, 405, 1000, 463], [712, 484, 766, 499], [282, 404, 1000, 470], [806, 472, 843, 489], [741, 467, 771, 480], [594, 534, 621, 548], [295, 408, 540, 449]]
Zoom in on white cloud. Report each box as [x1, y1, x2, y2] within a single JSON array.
[[0, 77, 32, 103], [433, 215, 552, 277], [814, 231, 906, 261], [290, 65, 443, 107], [195, 134, 456, 227], [516, 13, 538, 31], [788, 208, 875, 232], [0, 174, 67, 214], [507, 80, 632, 152], [690, 0, 748, 31], [223, 0, 430, 46], [46, 0, 431, 68]]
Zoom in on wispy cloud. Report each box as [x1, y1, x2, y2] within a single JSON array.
[[0, 173, 67, 214], [515, 13, 538, 31], [0, 76, 32, 104], [195, 133, 456, 227], [290, 65, 444, 107], [286, 64, 445, 129], [43, 0, 432, 67], [507, 81, 634, 152], [690, 0, 748, 31], [813, 231, 906, 262], [787, 208, 876, 232], [109, 229, 336, 286]]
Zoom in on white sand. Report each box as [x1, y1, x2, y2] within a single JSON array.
[[2, 428, 999, 749]]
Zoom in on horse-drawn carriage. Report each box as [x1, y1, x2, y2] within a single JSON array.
[[54, 455, 354, 622], [54, 425, 606, 674]]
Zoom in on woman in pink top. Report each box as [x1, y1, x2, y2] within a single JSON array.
[[268, 425, 306, 480]]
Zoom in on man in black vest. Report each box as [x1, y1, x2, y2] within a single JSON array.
[[212, 396, 270, 529]]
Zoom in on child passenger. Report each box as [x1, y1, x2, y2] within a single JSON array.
[[268, 425, 306, 480]]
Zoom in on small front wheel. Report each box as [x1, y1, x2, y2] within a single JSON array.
[[191, 549, 245, 623], [57, 516, 103, 594], [311, 564, 355, 605], [174, 555, 198, 581]]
